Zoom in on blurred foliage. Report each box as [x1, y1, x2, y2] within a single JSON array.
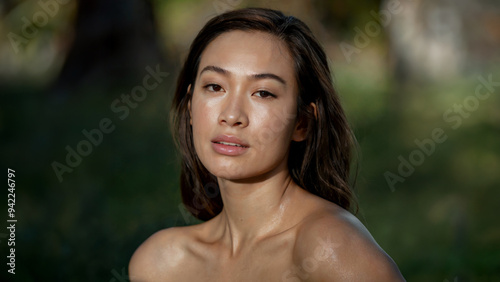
[[0, 0, 499, 281]]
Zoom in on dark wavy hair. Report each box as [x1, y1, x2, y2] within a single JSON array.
[[171, 7, 357, 221]]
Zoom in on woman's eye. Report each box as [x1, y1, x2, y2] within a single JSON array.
[[204, 84, 223, 92], [254, 90, 276, 99]]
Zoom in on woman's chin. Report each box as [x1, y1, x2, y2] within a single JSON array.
[[203, 159, 247, 177], [210, 169, 250, 181]]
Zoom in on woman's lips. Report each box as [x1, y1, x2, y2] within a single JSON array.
[[211, 135, 249, 156]]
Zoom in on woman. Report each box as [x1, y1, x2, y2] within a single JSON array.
[[130, 8, 404, 281]]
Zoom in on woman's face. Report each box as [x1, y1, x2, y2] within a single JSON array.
[[189, 30, 305, 181]]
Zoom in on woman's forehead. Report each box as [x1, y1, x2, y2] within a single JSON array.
[[197, 30, 296, 84]]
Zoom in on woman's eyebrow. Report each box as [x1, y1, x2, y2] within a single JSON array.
[[199, 65, 287, 86], [252, 73, 286, 86], [200, 65, 228, 76]]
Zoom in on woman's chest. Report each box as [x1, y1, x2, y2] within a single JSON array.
[[185, 256, 294, 282], [183, 236, 298, 281]]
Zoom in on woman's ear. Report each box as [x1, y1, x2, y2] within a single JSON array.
[[310, 102, 318, 120], [292, 103, 317, 142], [187, 84, 192, 125]]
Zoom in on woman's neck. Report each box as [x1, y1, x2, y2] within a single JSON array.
[[214, 164, 301, 256]]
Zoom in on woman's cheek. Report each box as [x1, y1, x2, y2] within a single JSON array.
[[192, 101, 211, 129], [252, 110, 295, 147]]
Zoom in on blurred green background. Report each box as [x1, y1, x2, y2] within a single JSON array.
[[1, 0, 499, 281]]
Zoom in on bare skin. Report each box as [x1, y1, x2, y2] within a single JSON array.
[[129, 184, 404, 281], [129, 31, 405, 281]]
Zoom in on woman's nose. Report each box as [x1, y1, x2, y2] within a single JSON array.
[[218, 93, 249, 127]]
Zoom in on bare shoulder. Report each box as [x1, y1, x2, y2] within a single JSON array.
[[128, 226, 193, 281], [293, 201, 405, 281]]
